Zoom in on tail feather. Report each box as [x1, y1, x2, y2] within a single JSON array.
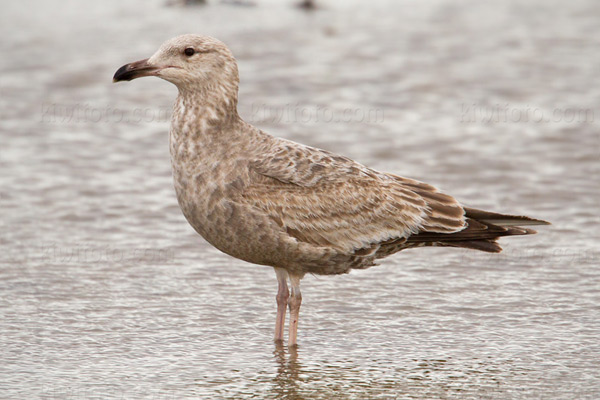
[[449, 240, 502, 253]]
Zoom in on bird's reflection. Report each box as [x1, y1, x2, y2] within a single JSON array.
[[270, 342, 304, 399]]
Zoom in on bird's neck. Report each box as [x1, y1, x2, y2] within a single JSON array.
[[177, 82, 239, 119], [169, 85, 252, 167], [171, 84, 242, 139]]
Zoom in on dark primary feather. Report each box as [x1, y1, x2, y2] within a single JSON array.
[[463, 207, 551, 227], [404, 207, 550, 253]]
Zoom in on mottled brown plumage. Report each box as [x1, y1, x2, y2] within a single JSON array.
[[114, 34, 550, 346]]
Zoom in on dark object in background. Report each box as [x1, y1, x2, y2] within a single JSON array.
[[297, 0, 317, 10], [166, 0, 207, 6]]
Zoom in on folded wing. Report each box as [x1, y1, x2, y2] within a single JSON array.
[[241, 139, 466, 256]]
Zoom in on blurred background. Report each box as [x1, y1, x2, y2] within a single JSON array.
[[1, 0, 599, 398]]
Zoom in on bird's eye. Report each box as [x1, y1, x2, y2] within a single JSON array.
[[184, 48, 195, 57]]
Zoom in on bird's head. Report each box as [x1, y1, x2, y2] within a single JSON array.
[[113, 34, 239, 95]]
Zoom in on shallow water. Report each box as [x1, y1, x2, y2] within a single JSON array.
[[1, 0, 599, 398]]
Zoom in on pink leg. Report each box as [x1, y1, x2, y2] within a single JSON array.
[[274, 268, 289, 342], [288, 274, 302, 347]]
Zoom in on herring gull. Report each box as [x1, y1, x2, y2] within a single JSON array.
[[113, 34, 549, 346]]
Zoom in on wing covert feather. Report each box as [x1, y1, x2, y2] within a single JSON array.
[[242, 138, 466, 253]]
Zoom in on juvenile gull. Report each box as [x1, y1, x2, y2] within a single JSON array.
[[113, 34, 549, 346]]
